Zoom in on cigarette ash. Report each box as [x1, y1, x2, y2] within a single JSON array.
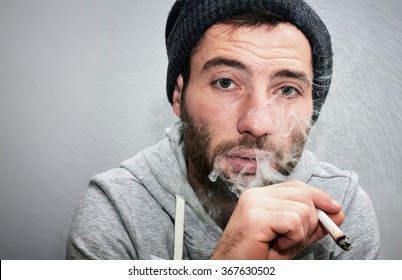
[[336, 235, 353, 251]]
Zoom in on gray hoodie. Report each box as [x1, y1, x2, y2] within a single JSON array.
[[66, 120, 380, 260]]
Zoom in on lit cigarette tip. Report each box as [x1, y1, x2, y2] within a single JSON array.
[[316, 209, 352, 252], [336, 235, 352, 251]]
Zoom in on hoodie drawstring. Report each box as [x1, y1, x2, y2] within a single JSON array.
[[174, 195, 185, 260]]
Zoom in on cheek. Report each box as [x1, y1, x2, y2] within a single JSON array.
[[187, 97, 239, 135], [184, 104, 238, 159]]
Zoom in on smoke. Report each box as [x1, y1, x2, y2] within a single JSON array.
[[208, 148, 288, 197], [206, 100, 313, 198]]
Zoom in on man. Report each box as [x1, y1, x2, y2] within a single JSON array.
[[66, 0, 380, 260]]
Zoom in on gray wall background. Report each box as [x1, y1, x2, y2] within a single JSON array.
[[0, 0, 401, 260]]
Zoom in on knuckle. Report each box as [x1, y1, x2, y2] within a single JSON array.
[[283, 180, 304, 187], [287, 211, 304, 230], [297, 188, 311, 202], [239, 187, 257, 201], [238, 187, 266, 206], [298, 203, 311, 220]]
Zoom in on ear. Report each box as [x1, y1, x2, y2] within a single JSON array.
[[172, 74, 184, 118]]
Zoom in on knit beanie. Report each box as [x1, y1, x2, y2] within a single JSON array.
[[165, 0, 332, 122]]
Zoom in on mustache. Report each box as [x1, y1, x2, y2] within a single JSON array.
[[210, 131, 307, 178], [211, 134, 280, 161]]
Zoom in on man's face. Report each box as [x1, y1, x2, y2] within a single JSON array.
[[173, 23, 313, 189]]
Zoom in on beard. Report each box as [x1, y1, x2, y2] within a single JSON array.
[[181, 102, 308, 194]]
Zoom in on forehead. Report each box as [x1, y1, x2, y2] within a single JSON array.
[[191, 22, 313, 75]]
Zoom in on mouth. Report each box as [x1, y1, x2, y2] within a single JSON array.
[[225, 155, 257, 174], [223, 150, 274, 175]]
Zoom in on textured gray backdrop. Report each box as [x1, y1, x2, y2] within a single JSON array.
[[0, 0, 401, 259]]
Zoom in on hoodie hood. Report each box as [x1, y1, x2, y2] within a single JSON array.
[[121, 120, 222, 259]]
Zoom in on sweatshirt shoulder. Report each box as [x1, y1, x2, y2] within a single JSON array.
[[91, 138, 168, 193], [312, 160, 357, 181], [67, 164, 174, 259], [66, 167, 143, 259], [90, 163, 158, 208], [91, 166, 139, 187]]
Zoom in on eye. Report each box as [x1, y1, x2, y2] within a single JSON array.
[[280, 86, 300, 97], [213, 78, 237, 90]]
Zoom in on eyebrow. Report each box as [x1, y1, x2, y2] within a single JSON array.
[[201, 57, 249, 73], [271, 69, 311, 87], [201, 57, 311, 86]]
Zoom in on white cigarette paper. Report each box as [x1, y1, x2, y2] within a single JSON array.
[[316, 209, 352, 251]]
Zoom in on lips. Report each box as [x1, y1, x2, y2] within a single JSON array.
[[223, 150, 274, 175], [225, 155, 257, 174]]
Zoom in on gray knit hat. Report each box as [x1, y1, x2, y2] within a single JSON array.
[[165, 0, 332, 122]]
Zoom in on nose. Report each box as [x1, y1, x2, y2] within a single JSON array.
[[237, 93, 276, 139]]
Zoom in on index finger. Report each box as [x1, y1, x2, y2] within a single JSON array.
[[278, 181, 342, 214]]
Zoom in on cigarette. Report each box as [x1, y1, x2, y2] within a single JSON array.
[[316, 209, 352, 251]]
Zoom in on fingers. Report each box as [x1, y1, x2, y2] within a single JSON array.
[[266, 181, 342, 214], [211, 207, 309, 259], [240, 181, 341, 243], [238, 193, 314, 244], [212, 181, 345, 259]]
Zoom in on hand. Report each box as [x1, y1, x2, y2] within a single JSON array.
[[209, 181, 344, 260]]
